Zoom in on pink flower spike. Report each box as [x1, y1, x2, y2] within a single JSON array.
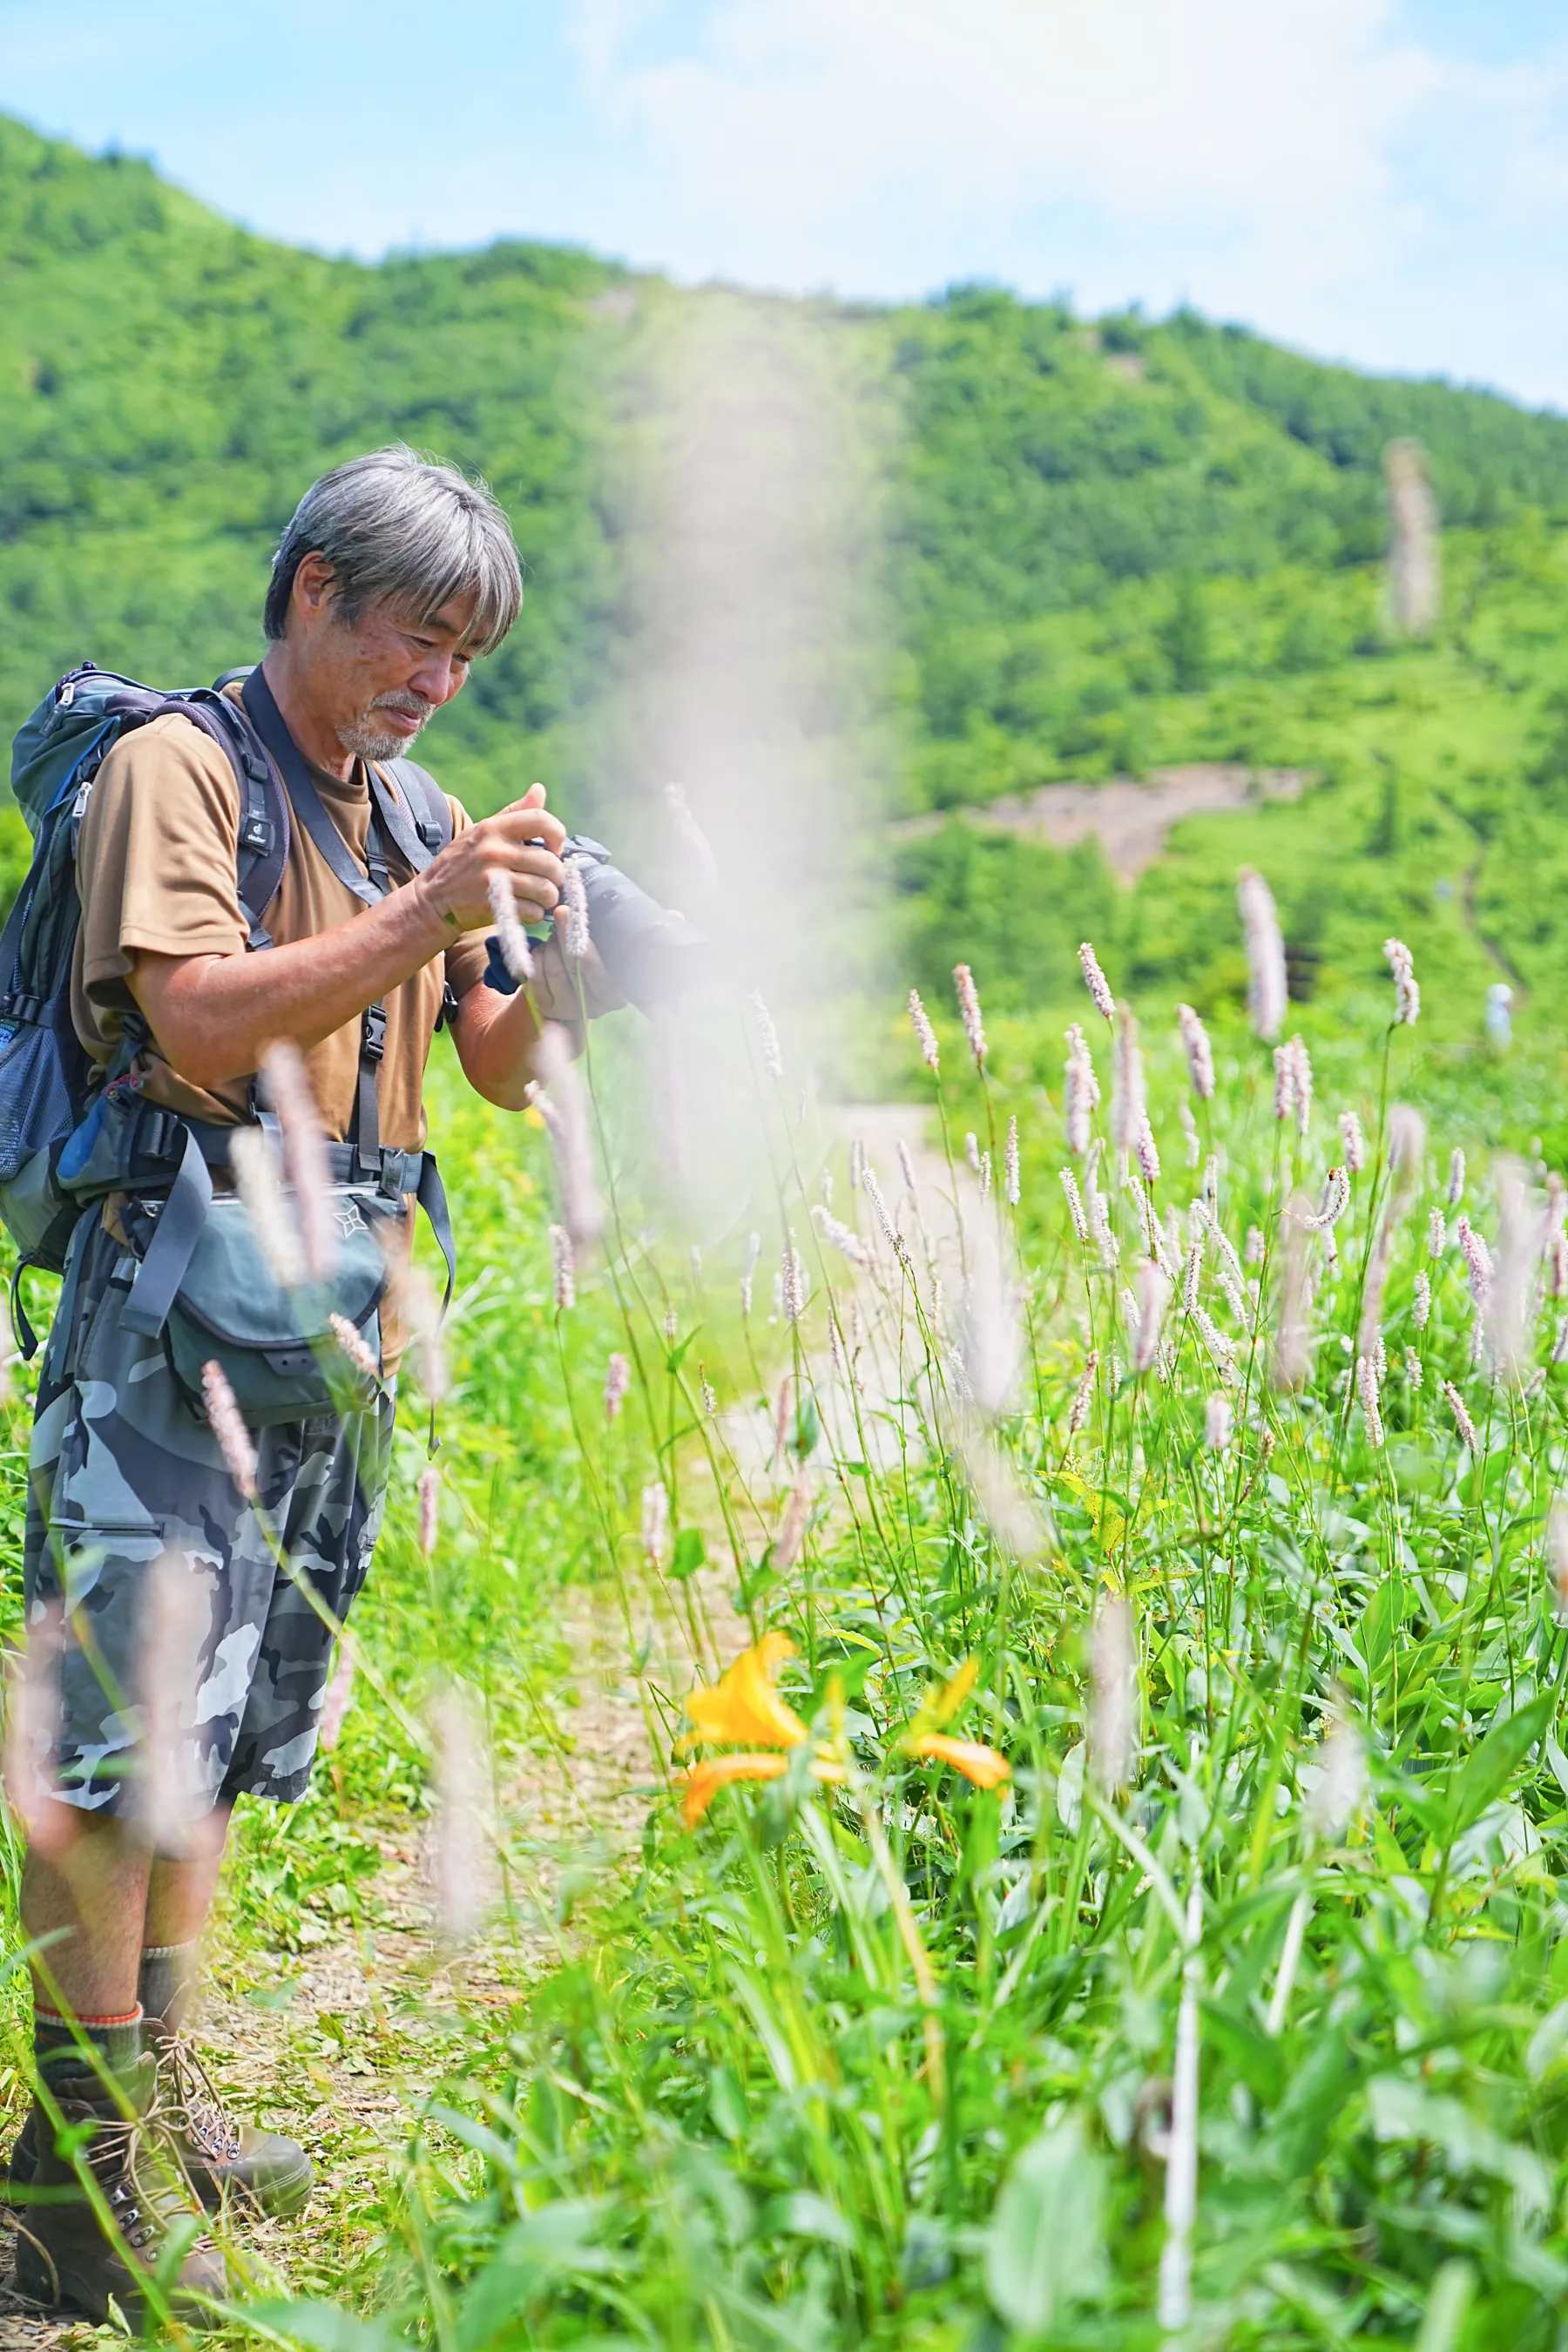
[[1302, 1167, 1349, 1231], [1175, 1004, 1214, 1100], [1237, 868, 1288, 1042], [750, 993, 783, 1080], [319, 1643, 356, 1754], [230, 1125, 305, 1291], [1443, 1380, 1479, 1453], [1064, 1024, 1100, 1158], [487, 870, 534, 983], [1384, 937, 1420, 1025], [1067, 1351, 1098, 1442], [1112, 1010, 1146, 1156], [1078, 943, 1116, 1022], [642, 1482, 669, 1568], [201, 1360, 259, 1501], [428, 1685, 491, 1942], [260, 1040, 335, 1285], [908, 990, 940, 1075], [3, 1602, 74, 1862], [561, 858, 591, 961], [663, 783, 720, 891], [550, 1222, 576, 1311], [328, 1312, 381, 1385], [954, 964, 987, 1068]]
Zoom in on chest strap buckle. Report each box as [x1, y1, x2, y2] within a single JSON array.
[[361, 1003, 388, 1064]]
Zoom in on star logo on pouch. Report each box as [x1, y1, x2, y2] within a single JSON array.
[[335, 1201, 367, 1240]]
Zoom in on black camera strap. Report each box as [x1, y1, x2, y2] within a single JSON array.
[[240, 669, 382, 909]]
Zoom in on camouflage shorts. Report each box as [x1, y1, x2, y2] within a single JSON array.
[[21, 1208, 395, 1821]]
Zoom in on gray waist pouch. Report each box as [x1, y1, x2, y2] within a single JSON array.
[[123, 1190, 395, 1429]]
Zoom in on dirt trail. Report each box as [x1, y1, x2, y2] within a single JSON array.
[[0, 1592, 698, 2342]]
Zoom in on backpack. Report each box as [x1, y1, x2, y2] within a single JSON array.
[[0, 661, 454, 1340]]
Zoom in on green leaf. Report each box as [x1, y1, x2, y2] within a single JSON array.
[[708, 2063, 749, 2144], [1416, 2261, 1475, 2352], [247, 2302, 399, 2352], [672, 1526, 706, 1581], [983, 2112, 1105, 2333], [1358, 1577, 1401, 1684], [1446, 1689, 1555, 1836], [1258, 2028, 1351, 2181], [1202, 1997, 1285, 2105], [453, 2201, 620, 2352], [760, 2190, 857, 2250], [1369, 2076, 1550, 2209], [421, 2104, 521, 2174]]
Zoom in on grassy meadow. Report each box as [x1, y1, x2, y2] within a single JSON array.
[[0, 931, 1560, 2346], [10, 99, 1568, 2352]]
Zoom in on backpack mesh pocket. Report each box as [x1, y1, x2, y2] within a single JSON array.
[[0, 1017, 75, 1186]]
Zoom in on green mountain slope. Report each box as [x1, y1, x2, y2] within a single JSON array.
[[5, 112, 1568, 1035], [0, 114, 625, 813]]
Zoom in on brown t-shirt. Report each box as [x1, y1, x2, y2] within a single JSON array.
[[71, 705, 490, 1152]]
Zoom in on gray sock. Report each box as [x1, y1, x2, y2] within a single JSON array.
[[33, 2004, 143, 2088], [138, 1942, 198, 2038]]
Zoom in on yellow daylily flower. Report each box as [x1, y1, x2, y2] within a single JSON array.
[[679, 1753, 789, 1825], [679, 1631, 808, 1753], [678, 1748, 847, 1827], [902, 1732, 1011, 1789], [930, 1656, 980, 1727]]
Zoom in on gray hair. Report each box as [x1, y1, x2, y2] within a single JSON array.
[[263, 445, 523, 654]]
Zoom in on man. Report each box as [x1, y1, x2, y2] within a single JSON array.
[[9, 447, 616, 2320]]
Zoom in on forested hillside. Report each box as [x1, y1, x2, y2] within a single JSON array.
[[5, 112, 1568, 1033]]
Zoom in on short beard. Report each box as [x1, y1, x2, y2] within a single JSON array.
[[339, 701, 431, 764]]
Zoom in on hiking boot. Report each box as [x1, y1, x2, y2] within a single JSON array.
[[9, 2055, 227, 2325], [155, 2031, 314, 2220], [5, 2036, 313, 2222]]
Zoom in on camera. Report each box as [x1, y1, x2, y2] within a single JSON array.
[[484, 833, 713, 1012]]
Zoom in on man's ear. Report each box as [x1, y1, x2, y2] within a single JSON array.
[[289, 550, 341, 631]]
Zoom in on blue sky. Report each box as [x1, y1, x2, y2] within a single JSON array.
[[3, 0, 1566, 407]]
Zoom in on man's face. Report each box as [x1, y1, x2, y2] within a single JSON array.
[[290, 552, 483, 765]]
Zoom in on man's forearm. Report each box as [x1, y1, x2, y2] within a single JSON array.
[[130, 882, 454, 1089], [450, 980, 558, 1109]]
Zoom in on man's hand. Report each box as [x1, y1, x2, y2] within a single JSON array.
[[529, 910, 628, 1027], [132, 783, 571, 1092], [414, 782, 566, 934]]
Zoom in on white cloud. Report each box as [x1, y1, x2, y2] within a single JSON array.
[[571, 0, 1443, 295], [7, 0, 1568, 397], [1473, 45, 1568, 219]]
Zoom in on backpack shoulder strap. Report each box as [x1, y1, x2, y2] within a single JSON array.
[[193, 695, 290, 949], [375, 758, 453, 872], [383, 760, 463, 1035], [147, 689, 290, 952]]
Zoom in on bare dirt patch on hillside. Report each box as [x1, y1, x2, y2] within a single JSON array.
[[898, 763, 1311, 878]]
